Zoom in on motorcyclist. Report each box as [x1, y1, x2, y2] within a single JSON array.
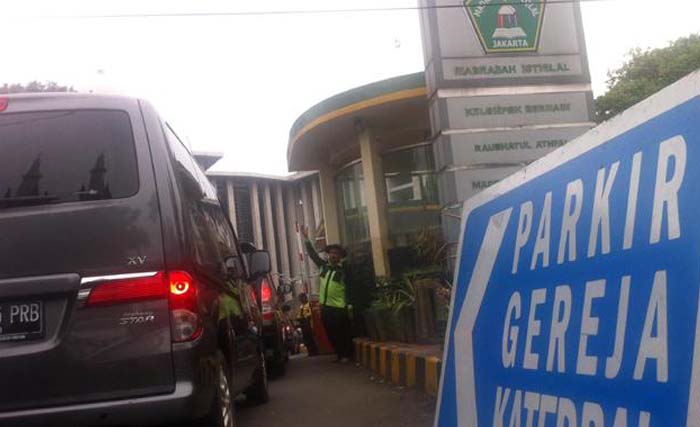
[[297, 293, 318, 356]]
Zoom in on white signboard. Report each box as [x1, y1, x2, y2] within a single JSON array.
[[444, 91, 592, 130], [435, 125, 594, 166]]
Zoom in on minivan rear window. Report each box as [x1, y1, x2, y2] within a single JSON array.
[[0, 110, 139, 209]]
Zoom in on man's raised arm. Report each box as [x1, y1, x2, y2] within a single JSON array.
[[302, 227, 326, 267]]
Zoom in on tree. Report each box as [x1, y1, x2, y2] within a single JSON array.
[[0, 81, 75, 94], [595, 34, 700, 122]]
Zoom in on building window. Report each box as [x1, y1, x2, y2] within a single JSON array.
[[335, 162, 370, 251], [382, 145, 441, 248], [335, 161, 374, 289]]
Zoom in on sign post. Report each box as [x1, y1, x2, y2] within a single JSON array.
[[436, 71, 700, 427]]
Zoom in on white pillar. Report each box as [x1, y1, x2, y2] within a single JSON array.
[[275, 183, 291, 287], [226, 180, 238, 233], [301, 181, 315, 231], [250, 181, 263, 249], [263, 183, 279, 286], [311, 177, 323, 231], [300, 180, 318, 295], [318, 167, 341, 245], [285, 185, 303, 295]]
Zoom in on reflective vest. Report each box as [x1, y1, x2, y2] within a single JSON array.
[[218, 281, 243, 321], [304, 239, 348, 309], [318, 264, 347, 309]]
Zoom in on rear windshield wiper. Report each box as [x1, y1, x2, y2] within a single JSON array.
[[0, 195, 60, 209]]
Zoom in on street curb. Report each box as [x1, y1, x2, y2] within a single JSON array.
[[353, 338, 442, 396]]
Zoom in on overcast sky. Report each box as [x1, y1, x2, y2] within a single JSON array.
[[3, 0, 699, 175]]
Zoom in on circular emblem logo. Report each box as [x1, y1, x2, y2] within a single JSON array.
[[464, 0, 546, 53]]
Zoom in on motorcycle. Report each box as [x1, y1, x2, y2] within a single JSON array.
[[284, 323, 302, 355]]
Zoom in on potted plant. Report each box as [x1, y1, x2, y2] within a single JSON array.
[[407, 229, 453, 344], [364, 277, 393, 342], [387, 274, 417, 343], [434, 280, 452, 342], [363, 226, 454, 344]]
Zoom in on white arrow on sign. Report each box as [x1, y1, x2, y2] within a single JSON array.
[[453, 208, 513, 426]]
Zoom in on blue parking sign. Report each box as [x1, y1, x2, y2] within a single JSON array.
[[436, 73, 700, 427]]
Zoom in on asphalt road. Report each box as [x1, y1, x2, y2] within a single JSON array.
[[236, 354, 436, 427]]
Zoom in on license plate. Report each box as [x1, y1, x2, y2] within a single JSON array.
[[0, 301, 44, 343]]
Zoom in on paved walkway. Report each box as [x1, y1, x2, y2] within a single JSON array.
[[237, 354, 436, 427]]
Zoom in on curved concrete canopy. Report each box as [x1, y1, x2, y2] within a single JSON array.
[[287, 72, 429, 172]]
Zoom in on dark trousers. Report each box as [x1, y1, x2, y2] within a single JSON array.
[[299, 317, 318, 355], [321, 306, 352, 359]]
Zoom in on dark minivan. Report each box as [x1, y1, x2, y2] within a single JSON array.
[[0, 93, 269, 426]]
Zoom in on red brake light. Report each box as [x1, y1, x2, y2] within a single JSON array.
[[169, 271, 196, 308], [86, 272, 167, 307], [168, 271, 201, 343], [261, 279, 275, 322], [0, 97, 8, 112], [170, 278, 190, 296], [261, 279, 272, 303]]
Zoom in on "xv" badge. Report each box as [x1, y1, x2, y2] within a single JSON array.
[[127, 256, 148, 266]]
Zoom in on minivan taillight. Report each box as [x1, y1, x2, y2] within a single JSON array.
[[168, 271, 201, 343], [261, 279, 272, 303], [261, 278, 274, 322], [86, 272, 167, 307]]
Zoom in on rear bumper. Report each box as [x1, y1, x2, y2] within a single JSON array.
[[0, 381, 200, 426], [262, 324, 283, 357], [0, 310, 224, 426]]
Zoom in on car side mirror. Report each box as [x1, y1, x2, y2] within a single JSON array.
[[225, 256, 245, 280], [249, 250, 271, 278]]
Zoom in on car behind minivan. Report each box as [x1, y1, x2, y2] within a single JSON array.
[[0, 93, 269, 427]]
